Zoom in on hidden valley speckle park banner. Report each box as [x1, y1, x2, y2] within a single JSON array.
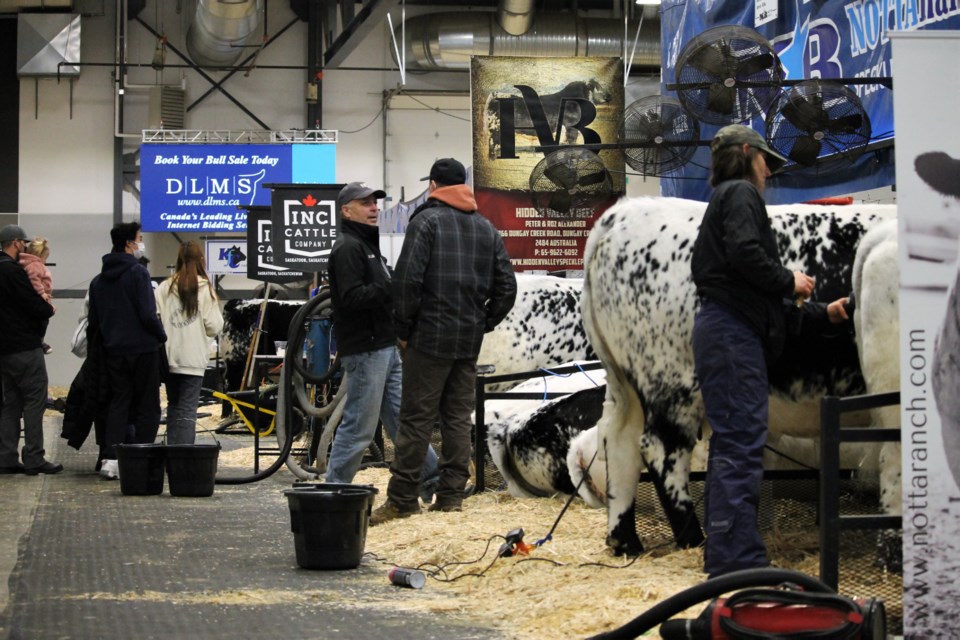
[[139, 143, 335, 233]]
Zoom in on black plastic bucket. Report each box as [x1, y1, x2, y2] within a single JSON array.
[[116, 444, 166, 496], [165, 444, 220, 497], [284, 484, 379, 570]]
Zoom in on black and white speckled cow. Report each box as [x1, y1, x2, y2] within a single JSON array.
[[582, 196, 898, 557], [478, 274, 594, 390], [485, 364, 607, 497]]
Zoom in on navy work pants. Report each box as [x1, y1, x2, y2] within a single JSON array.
[[693, 299, 770, 578]]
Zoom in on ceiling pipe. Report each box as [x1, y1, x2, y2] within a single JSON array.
[[497, 0, 535, 36], [187, 0, 262, 68], [396, 11, 660, 71]]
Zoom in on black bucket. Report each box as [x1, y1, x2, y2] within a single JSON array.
[[284, 484, 379, 570], [165, 444, 220, 497], [116, 444, 166, 496]]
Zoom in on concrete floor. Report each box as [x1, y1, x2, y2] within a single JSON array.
[[0, 416, 504, 640]]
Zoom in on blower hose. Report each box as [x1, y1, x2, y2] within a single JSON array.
[[215, 290, 333, 484], [587, 568, 837, 640]]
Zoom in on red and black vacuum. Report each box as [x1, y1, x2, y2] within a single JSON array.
[[588, 568, 886, 640]]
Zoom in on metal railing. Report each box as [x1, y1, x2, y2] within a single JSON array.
[[819, 391, 902, 589], [141, 129, 338, 144]]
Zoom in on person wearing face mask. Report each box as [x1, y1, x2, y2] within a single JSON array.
[[0, 224, 60, 475], [87, 221, 167, 479]]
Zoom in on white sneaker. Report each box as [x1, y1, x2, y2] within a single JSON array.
[[100, 459, 119, 480]]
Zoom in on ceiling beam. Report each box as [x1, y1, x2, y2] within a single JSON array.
[[323, 0, 397, 69]]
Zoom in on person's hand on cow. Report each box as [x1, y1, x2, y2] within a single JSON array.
[[826, 297, 851, 324], [793, 271, 815, 300]]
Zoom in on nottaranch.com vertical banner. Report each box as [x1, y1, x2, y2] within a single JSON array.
[[891, 31, 960, 636], [472, 57, 624, 272]]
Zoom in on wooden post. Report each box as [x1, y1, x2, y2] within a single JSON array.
[[240, 283, 271, 391]]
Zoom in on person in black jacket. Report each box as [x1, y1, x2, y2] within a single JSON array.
[[371, 158, 517, 525], [325, 182, 439, 497], [87, 221, 166, 480], [691, 125, 850, 578], [0, 224, 61, 475]]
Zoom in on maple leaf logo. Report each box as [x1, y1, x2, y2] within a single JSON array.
[[302, 194, 317, 207]]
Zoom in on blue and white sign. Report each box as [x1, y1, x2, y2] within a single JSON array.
[[140, 144, 335, 232], [659, 0, 960, 204], [205, 239, 247, 276]]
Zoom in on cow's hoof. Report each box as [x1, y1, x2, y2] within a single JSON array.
[[606, 535, 643, 557], [875, 531, 903, 574]]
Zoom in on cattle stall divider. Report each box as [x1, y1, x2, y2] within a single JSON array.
[[819, 391, 902, 589], [474, 361, 606, 492]]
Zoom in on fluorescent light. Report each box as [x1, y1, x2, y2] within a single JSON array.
[[635, 0, 661, 4]]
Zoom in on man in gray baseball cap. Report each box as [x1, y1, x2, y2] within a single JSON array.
[[710, 124, 789, 173], [0, 223, 61, 475], [336, 182, 386, 219]]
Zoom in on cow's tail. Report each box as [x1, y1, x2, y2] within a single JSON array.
[[581, 202, 638, 414]]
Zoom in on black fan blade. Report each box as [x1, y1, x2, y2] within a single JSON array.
[[631, 113, 664, 142], [707, 84, 736, 115], [734, 52, 775, 78], [789, 136, 822, 166], [686, 42, 728, 77], [577, 169, 608, 188], [825, 113, 864, 135], [543, 163, 578, 191], [781, 94, 827, 131], [548, 189, 572, 214]]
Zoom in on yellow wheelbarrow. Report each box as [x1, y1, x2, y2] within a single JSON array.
[[211, 387, 277, 437]]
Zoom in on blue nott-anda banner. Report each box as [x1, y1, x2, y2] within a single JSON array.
[[140, 143, 335, 232], [659, 0, 960, 204]]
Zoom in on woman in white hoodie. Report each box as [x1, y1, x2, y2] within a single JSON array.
[[155, 242, 224, 444]]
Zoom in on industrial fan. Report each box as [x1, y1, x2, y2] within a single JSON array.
[[528, 147, 613, 218], [673, 24, 784, 125], [618, 95, 701, 176], [765, 79, 872, 168]]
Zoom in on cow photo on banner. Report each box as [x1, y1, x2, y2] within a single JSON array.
[[268, 183, 343, 273], [472, 56, 624, 272], [891, 31, 960, 636]]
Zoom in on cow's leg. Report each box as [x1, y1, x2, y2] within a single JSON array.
[[877, 440, 903, 572], [601, 377, 645, 556], [640, 415, 704, 549]]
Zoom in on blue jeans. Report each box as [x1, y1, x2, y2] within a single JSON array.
[[693, 299, 770, 578], [165, 374, 204, 445], [326, 346, 439, 501]]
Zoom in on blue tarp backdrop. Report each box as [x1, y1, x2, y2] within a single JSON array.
[[659, 0, 960, 204]]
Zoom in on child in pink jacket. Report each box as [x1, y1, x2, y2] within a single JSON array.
[[20, 237, 55, 354]]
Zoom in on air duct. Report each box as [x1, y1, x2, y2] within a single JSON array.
[[497, 0, 535, 36], [397, 11, 660, 71], [186, 0, 262, 68]]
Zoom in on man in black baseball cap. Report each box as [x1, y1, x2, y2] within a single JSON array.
[[421, 158, 466, 186], [371, 156, 516, 525]]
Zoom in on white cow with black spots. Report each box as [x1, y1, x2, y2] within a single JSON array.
[[582, 197, 898, 561]]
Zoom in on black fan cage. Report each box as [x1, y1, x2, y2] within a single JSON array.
[[528, 148, 613, 219], [765, 79, 872, 170], [619, 95, 701, 176], [675, 24, 784, 125]]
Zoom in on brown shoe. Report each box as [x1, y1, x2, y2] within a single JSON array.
[[427, 501, 462, 513], [369, 500, 421, 526]]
